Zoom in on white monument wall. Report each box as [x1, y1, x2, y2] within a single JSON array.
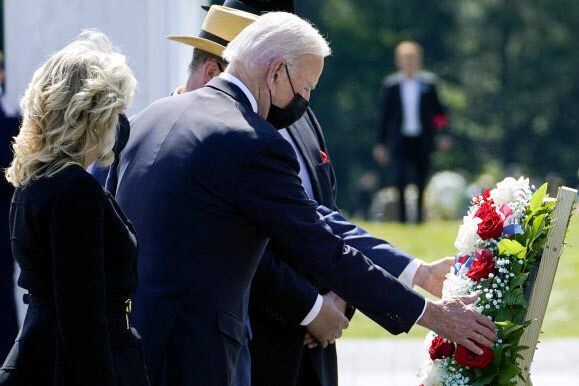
[[4, 0, 206, 323]]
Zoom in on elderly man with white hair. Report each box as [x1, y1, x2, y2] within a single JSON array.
[[116, 12, 497, 386]]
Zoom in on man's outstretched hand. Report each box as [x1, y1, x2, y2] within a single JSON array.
[[417, 293, 498, 355], [413, 257, 455, 298]]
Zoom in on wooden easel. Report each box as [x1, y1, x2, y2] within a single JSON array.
[[516, 186, 577, 385]]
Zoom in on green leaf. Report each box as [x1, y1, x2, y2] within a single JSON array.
[[515, 344, 531, 352], [502, 322, 526, 337], [532, 214, 546, 242], [496, 362, 523, 382], [504, 287, 527, 308], [495, 307, 516, 322], [499, 239, 527, 258], [529, 183, 548, 212], [492, 343, 509, 367], [510, 272, 529, 288], [472, 370, 498, 385]]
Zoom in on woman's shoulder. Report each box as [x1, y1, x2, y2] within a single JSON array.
[[57, 165, 106, 199], [13, 165, 105, 216]]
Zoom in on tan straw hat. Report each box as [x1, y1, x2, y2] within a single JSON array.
[[167, 5, 259, 58]]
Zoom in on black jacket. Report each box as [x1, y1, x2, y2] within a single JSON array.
[[0, 109, 20, 364], [0, 165, 147, 385], [116, 77, 425, 385], [378, 72, 447, 152]]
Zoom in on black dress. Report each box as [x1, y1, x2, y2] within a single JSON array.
[[0, 165, 149, 385]]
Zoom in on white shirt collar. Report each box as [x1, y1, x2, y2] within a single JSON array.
[[401, 73, 418, 82], [219, 73, 258, 113]]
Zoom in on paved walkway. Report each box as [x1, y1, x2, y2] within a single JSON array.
[[337, 338, 579, 385]]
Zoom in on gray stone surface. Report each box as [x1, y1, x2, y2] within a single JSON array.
[[337, 338, 579, 385]]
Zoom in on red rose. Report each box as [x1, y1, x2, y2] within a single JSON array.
[[482, 189, 491, 202], [454, 341, 493, 369], [476, 211, 503, 240], [474, 202, 494, 220], [467, 249, 495, 282], [429, 336, 455, 360]]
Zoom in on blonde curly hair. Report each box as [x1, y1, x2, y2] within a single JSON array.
[[6, 29, 137, 187]]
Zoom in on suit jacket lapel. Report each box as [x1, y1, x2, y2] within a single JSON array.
[[394, 83, 403, 123]]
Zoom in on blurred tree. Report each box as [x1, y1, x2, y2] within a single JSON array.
[[450, 0, 579, 185], [297, 0, 579, 211]]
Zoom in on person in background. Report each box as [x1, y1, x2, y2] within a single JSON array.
[[0, 30, 149, 385], [374, 41, 448, 223], [0, 51, 19, 365], [354, 171, 379, 220]]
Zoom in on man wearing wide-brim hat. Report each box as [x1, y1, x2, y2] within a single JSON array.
[[167, 5, 258, 93]]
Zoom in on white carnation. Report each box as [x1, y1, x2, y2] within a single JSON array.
[[442, 271, 471, 299], [417, 359, 443, 386], [490, 177, 530, 205], [454, 216, 482, 256]]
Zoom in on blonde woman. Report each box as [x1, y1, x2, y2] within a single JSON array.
[[0, 30, 149, 385]]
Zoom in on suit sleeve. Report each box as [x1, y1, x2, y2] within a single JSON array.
[[377, 84, 393, 144], [316, 205, 415, 278], [430, 83, 448, 130], [235, 138, 425, 334], [250, 248, 319, 326], [50, 178, 116, 385]]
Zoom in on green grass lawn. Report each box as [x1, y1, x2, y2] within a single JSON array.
[[343, 213, 579, 339]]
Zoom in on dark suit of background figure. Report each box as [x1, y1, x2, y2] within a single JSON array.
[[378, 72, 447, 223], [115, 77, 426, 386], [0, 103, 20, 364], [0, 165, 148, 385]]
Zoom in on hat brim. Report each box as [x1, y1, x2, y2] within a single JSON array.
[[166, 36, 225, 58]]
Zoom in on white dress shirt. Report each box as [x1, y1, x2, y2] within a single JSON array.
[[219, 72, 426, 326], [278, 129, 315, 200], [219, 73, 258, 113], [400, 75, 422, 137]]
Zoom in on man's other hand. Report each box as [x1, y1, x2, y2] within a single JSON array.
[[413, 257, 455, 298], [305, 292, 349, 349], [372, 144, 390, 166]]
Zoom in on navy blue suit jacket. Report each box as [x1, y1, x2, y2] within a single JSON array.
[[115, 77, 425, 385]]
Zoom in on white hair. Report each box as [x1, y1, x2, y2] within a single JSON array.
[[222, 12, 331, 74]]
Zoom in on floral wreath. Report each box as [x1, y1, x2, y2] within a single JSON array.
[[418, 177, 555, 385]]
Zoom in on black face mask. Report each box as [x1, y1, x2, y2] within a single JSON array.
[[266, 65, 309, 129], [113, 113, 131, 157]]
